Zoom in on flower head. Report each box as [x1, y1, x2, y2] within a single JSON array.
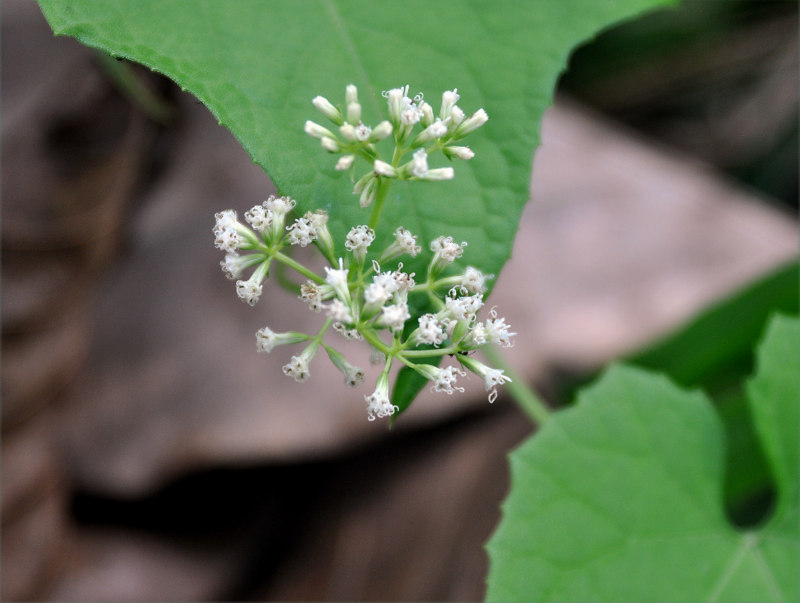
[[365, 371, 397, 421]]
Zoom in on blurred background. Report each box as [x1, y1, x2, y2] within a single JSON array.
[[1, 0, 797, 600]]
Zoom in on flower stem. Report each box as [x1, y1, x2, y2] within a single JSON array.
[[481, 345, 551, 426], [368, 180, 389, 231], [273, 251, 325, 285]]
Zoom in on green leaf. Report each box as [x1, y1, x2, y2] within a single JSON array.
[[37, 0, 674, 283], [486, 316, 799, 602]]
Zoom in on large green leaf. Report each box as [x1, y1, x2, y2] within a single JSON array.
[[486, 315, 799, 602], [38, 0, 673, 282]]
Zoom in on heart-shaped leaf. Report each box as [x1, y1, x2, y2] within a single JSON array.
[[486, 315, 799, 601]]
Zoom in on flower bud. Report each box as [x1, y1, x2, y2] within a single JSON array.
[[312, 95, 342, 124]]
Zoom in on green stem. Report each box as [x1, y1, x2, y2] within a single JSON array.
[[401, 346, 457, 358], [368, 180, 390, 231], [273, 259, 301, 295], [482, 345, 551, 426], [273, 251, 325, 285], [360, 327, 393, 356]]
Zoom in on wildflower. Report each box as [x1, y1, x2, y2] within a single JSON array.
[[457, 355, 511, 403], [324, 258, 351, 302], [444, 293, 483, 323], [370, 121, 393, 141], [345, 225, 375, 264], [332, 321, 362, 340], [282, 341, 319, 382], [440, 89, 460, 120], [335, 154, 355, 171], [255, 327, 307, 354], [415, 313, 446, 346], [365, 371, 396, 421], [455, 108, 488, 137], [430, 236, 467, 274], [326, 345, 365, 387], [379, 302, 410, 332], [413, 119, 448, 146], [285, 216, 317, 247], [235, 262, 270, 306], [379, 226, 421, 262], [413, 363, 466, 394], [485, 308, 516, 347], [220, 253, 261, 280], [299, 281, 331, 312], [306, 210, 335, 261], [325, 298, 354, 324], [373, 160, 397, 178], [304, 120, 337, 141], [443, 146, 475, 161], [353, 172, 378, 208], [312, 95, 343, 123], [213, 210, 251, 252], [263, 195, 296, 241], [460, 266, 492, 294]]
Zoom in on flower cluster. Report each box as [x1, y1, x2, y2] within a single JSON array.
[[215, 84, 513, 421], [306, 84, 488, 208]]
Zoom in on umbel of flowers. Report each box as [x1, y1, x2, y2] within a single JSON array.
[[214, 84, 513, 421]]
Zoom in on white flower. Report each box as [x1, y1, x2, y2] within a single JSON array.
[[456, 108, 488, 136], [370, 121, 393, 141], [414, 119, 448, 144], [326, 345, 365, 387], [402, 148, 454, 180], [236, 277, 263, 306], [380, 302, 410, 332], [325, 298, 354, 324], [440, 89, 460, 120], [430, 236, 467, 272], [324, 258, 350, 302], [373, 160, 397, 178], [445, 293, 484, 323], [463, 321, 487, 347], [449, 105, 466, 128], [354, 123, 371, 141], [335, 154, 355, 171], [445, 145, 474, 161], [282, 355, 311, 382], [379, 226, 421, 262], [461, 266, 492, 294], [353, 172, 378, 208], [333, 321, 363, 341], [286, 217, 318, 247], [485, 309, 516, 348], [458, 355, 511, 403], [413, 363, 465, 394], [220, 253, 260, 280], [234, 261, 269, 306], [415, 313, 445, 346], [299, 281, 330, 312], [363, 270, 399, 309], [213, 210, 249, 253], [409, 148, 429, 178], [282, 342, 319, 383], [243, 204, 271, 232], [304, 120, 335, 139], [320, 137, 339, 152], [365, 373, 396, 421], [263, 195, 296, 219], [255, 327, 306, 354], [345, 225, 375, 262], [312, 95, 342, 123], [433, 365, 466, 394], [391, 268, 415, 294]]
